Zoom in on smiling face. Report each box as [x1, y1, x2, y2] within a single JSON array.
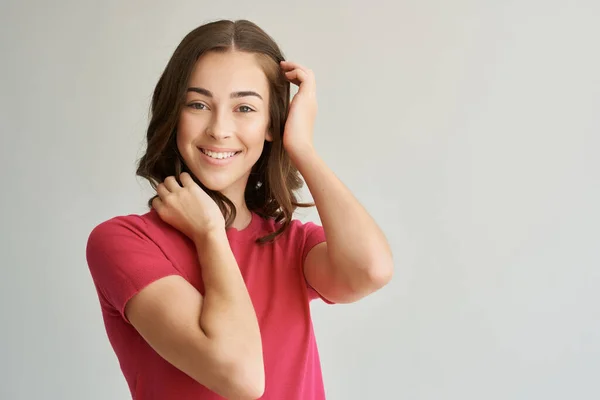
[[176, 50, 273, 204]]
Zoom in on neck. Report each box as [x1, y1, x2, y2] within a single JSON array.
[[231, 207, 252, 230], [220, 180, 252, 230]]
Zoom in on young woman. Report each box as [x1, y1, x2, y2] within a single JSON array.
[[86, 19, 393, 400]]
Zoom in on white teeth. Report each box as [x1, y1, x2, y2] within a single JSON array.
[[202, 149, 238, 159]]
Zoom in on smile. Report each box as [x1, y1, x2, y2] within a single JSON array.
[[200, 148, 241, 159]]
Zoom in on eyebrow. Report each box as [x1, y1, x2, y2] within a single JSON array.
[[187, 87, 263, 100]]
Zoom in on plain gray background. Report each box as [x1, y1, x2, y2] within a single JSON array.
[[1, 0, 599, 399]]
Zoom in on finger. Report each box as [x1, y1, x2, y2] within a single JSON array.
[[151, 196, 163, 211], [285, 69, 316, 95], [156, 183, 169, 198], [280, 60, 310, 74], [179, 172, 194, 187], [163, 176, 181, 192], [281, 61, 315, 84], [284, 69, 308, 86]]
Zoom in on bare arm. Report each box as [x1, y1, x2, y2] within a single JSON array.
[[125, 230, 264, 399], [279, 61, 394, 304], [297, 149, 394, 303]]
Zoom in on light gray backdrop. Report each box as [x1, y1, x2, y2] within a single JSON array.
[[1, 0, 599, 399]]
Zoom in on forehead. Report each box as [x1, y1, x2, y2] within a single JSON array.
[[188, 51, 269, 96]]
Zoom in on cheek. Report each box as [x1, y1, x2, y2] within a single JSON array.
[[177, 114, 200, 144], [237, 116, 260, 130], [240, 116, 270, 141]]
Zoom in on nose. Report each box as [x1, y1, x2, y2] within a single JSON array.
[[206, 111, 232, 140]]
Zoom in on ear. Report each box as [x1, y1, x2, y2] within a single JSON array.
[[265, 130, 273, 142]]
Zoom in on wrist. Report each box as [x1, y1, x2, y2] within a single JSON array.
[[288, 145, 318, 166], [193, 228, 227, 248]]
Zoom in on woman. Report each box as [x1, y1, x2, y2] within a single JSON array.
[[86, 19, 393, 400]]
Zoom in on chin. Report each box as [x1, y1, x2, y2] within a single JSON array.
[[191, 171, 240, 194], [194, 176, 228, 192]]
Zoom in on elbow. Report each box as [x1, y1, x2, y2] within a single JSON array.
[[227, 360, 265, 399], [209, 352, 265, 400], [335, 260, 394, 304], [365, 257, 394, 290]]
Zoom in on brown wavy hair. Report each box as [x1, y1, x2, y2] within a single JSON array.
[[136, 19, 314, 244]]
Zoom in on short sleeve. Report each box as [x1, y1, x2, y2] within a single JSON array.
[[86, 216, 183, 322], [300, 221, 335, 304]]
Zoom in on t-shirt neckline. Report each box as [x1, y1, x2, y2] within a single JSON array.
[[226, 211, 263, 241]]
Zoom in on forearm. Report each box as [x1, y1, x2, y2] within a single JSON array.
[[292, 148, 393, 282], [194, 232, 263, 367]]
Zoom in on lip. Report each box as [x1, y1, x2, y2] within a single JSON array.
[[198, 147, 241, 166], [199, 146, 242, 153]]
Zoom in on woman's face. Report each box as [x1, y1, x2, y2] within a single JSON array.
[[176, 50, 272, 203]]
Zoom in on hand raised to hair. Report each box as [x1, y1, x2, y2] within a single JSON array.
[[280, 60, 318, 159], [151, 173, 225, 242]]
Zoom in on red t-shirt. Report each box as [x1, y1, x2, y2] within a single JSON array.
[[86, 209, 333, 399]]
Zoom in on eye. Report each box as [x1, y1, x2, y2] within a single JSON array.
[[237, 105, 255, 113], [188, 103, 208, 110]]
